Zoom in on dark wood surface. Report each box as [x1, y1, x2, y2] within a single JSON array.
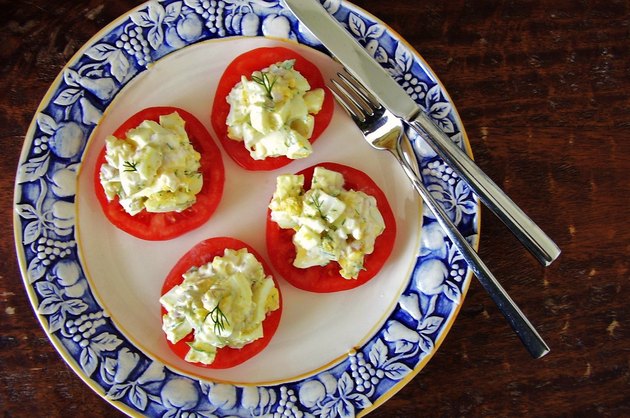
[[2, 0, 629, 416]]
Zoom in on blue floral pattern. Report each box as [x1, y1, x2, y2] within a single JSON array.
[[14, 1, 478, 416]]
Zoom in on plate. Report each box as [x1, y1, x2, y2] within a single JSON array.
[[13, 1, 478, 416]]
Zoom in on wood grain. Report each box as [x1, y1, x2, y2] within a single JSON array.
[[1, 0, 628, 417]]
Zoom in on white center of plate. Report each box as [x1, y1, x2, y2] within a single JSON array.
[[76, 37, 421, 384]]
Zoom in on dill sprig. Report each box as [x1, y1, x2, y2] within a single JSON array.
[[309, 192, 326, 220], [122, 160, 138, 172], [251, 70, 277, 101], [208, 303, 229, 335]]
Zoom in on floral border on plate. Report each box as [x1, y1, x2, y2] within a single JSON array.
[[13, 1, 477, 416]]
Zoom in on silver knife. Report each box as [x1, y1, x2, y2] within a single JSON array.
[[283, 0, 560, 267]]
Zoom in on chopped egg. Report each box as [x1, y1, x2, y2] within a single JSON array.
[[225, 59, 325, 160], [160, 248, 280, 365], [99, 112, 203, 215], [269, 167, 386, 279]]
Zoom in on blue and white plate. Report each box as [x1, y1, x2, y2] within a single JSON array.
[[14, 1, 478, 416]]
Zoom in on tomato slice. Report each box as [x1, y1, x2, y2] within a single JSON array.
[[211, 46, 334, 171], [94, 106, 225, 241], [266, 162, 397, 293], [161, 237, 283, 369]]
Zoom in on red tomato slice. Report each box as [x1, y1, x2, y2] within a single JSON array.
[[161, 237, 283, 369], [266, 162, 397, 293], [94, 106, 225, 241], [211, 46, 334, 171]]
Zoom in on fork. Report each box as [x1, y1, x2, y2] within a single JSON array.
[[329, 70, 550, 359]]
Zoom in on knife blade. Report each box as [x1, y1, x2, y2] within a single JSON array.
[[283, 0, 560, 266]]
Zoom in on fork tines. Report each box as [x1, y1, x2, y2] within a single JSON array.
[[329, 69, 381, 122]]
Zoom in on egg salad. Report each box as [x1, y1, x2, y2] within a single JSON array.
[[225, 59, 325, 160], [269, 167, 386, 279], [160, 248, 280, 365], [99, 112, 203, 215]]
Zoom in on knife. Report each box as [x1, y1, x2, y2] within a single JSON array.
[[283, 0, 560, 267]]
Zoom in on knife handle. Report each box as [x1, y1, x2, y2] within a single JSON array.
[[409, 113, 561, 267]]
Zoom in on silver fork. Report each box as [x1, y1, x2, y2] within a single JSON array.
[[329, 70, 550, 359]]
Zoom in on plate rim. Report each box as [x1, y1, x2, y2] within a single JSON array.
[[13, 1, 479, 416]]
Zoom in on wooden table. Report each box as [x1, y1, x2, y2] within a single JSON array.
[[2, 0, 628, 416]]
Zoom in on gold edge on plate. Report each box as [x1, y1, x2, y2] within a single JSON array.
[[14, 0, 480, 414]]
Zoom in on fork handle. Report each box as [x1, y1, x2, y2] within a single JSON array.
[[395, 137, 550, 359], [408, 114, 561, 267]]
